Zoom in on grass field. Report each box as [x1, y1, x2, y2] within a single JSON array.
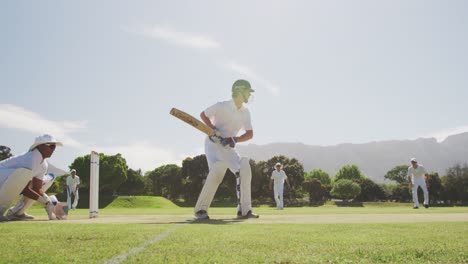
[[1, 197, 467, 264]]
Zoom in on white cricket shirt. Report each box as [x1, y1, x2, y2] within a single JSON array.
[[66, 175, 80, 191], [271, 170, 288, 186], [204, 99, 252, 138], [203, 99, 253, 173], [407, 165, 427, 180], [0, 149, 48, 180]]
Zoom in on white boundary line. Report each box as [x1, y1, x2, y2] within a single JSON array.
[[104, 219, 195, 264]]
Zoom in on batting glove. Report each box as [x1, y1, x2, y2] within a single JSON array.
[[221, 137, 237, 148], [209, 135, 223, 144]]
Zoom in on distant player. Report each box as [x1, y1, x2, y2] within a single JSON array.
[[269, 162, 291, 210], [407, 158, 429, 209], [0, 134, 63, 221], [194, 79, 259, 220], [66, 169, 80, 210]]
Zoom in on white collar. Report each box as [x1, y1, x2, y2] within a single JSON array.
[[229, 99, 244, 111]]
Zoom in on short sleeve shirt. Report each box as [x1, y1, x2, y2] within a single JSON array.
[[407, 165, 427, 180], [66, 175, 80, 190], [271, 170, 288, 185], [0, 149, 47, 180], [204, 99, 252, 138]]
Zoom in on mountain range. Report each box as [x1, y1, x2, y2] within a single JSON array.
[[238, 132, 468, 183]]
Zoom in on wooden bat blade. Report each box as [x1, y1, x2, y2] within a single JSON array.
[[170, 108, 215, 136]]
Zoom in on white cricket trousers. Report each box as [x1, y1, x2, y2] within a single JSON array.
[[67, 189, 79, 209], [273, 184, 284, 209], [412, 178, 429, 207]]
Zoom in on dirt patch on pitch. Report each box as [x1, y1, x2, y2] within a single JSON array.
[[18, 213, 468, 224]]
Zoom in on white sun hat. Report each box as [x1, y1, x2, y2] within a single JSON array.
[[29, 134, 63, 151], [274, 162, 282, 168], [410, 158, 417, 163]]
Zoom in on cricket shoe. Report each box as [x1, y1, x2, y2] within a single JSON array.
[[45, 202, 57, 220], [0, 215, 8, 222], [6, 209, 34, 220], [424, 204, 429, 209], [195, 210, 209, 220], [239, 210, 259, 219], [413, 206, 419, 209]]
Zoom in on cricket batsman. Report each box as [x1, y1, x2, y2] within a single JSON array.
[[194, 79, 259, 220]]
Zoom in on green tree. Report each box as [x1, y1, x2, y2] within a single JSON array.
[[441, 164, 468, 204], [381, 183, 398, 200], [250, 159, 267, 200], [354, 178, 386, 201], [384, 165, 409, 184], [427, 172, 443, 204], [331, 179, 361, 201], [180, 155, 209, 204], [334, 165, 364, 182], [99, 154, 128, 194], [146, 164, 182, 198], [252, 160, 273, 200], [118, 169, 145, 195], [0, 145, 13, 161], [392, 184, 412, 202], [302, 178, 325, 205], [69, 153, 128, 194], [258, 155, 305, 199], [305, 169, 331, 185]]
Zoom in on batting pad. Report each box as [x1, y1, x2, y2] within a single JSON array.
[[0, 168, 33, 216], [194, 161, 229, 213], [239, 157, 252, 216]]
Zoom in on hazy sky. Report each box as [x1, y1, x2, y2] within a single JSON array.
[[1, 1, 467, 172]]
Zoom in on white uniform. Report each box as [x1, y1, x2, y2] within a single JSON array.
[[0, 150, 47, 216], [271, 170, 288, 209], [8, 173, 56, 217], [66, 175, 80, 209], [407, 165, 429, 207], [195, 99, 253, 216], [204, 99, 252, 173], [0, 149, 47, 185]]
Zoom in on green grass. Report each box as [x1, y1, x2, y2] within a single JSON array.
[[2, 200, 467, 263], [1, 221, 465, 263], [0, 223, 174, 264], [105, 196, 179, 209], [124, 222, 468, 264]]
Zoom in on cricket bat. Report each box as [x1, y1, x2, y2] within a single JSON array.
[[170, 108, 215, 136]]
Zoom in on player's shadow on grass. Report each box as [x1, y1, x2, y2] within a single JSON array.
[[190, 218, 245, 225], [139, 218, 245, 225]]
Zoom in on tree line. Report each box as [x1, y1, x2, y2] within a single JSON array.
[[1, 145, 467, 206]]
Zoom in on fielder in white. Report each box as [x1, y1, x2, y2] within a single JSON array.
[[194, 79, 259, 220], [407, 158, 429, 209], [269, 162, 291, 210], [0, 134, 62, 221], [66, 169, 80, 210]]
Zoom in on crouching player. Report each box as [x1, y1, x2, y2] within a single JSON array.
[[0, 134, 63, 221], [7, 173, 68, 220]]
